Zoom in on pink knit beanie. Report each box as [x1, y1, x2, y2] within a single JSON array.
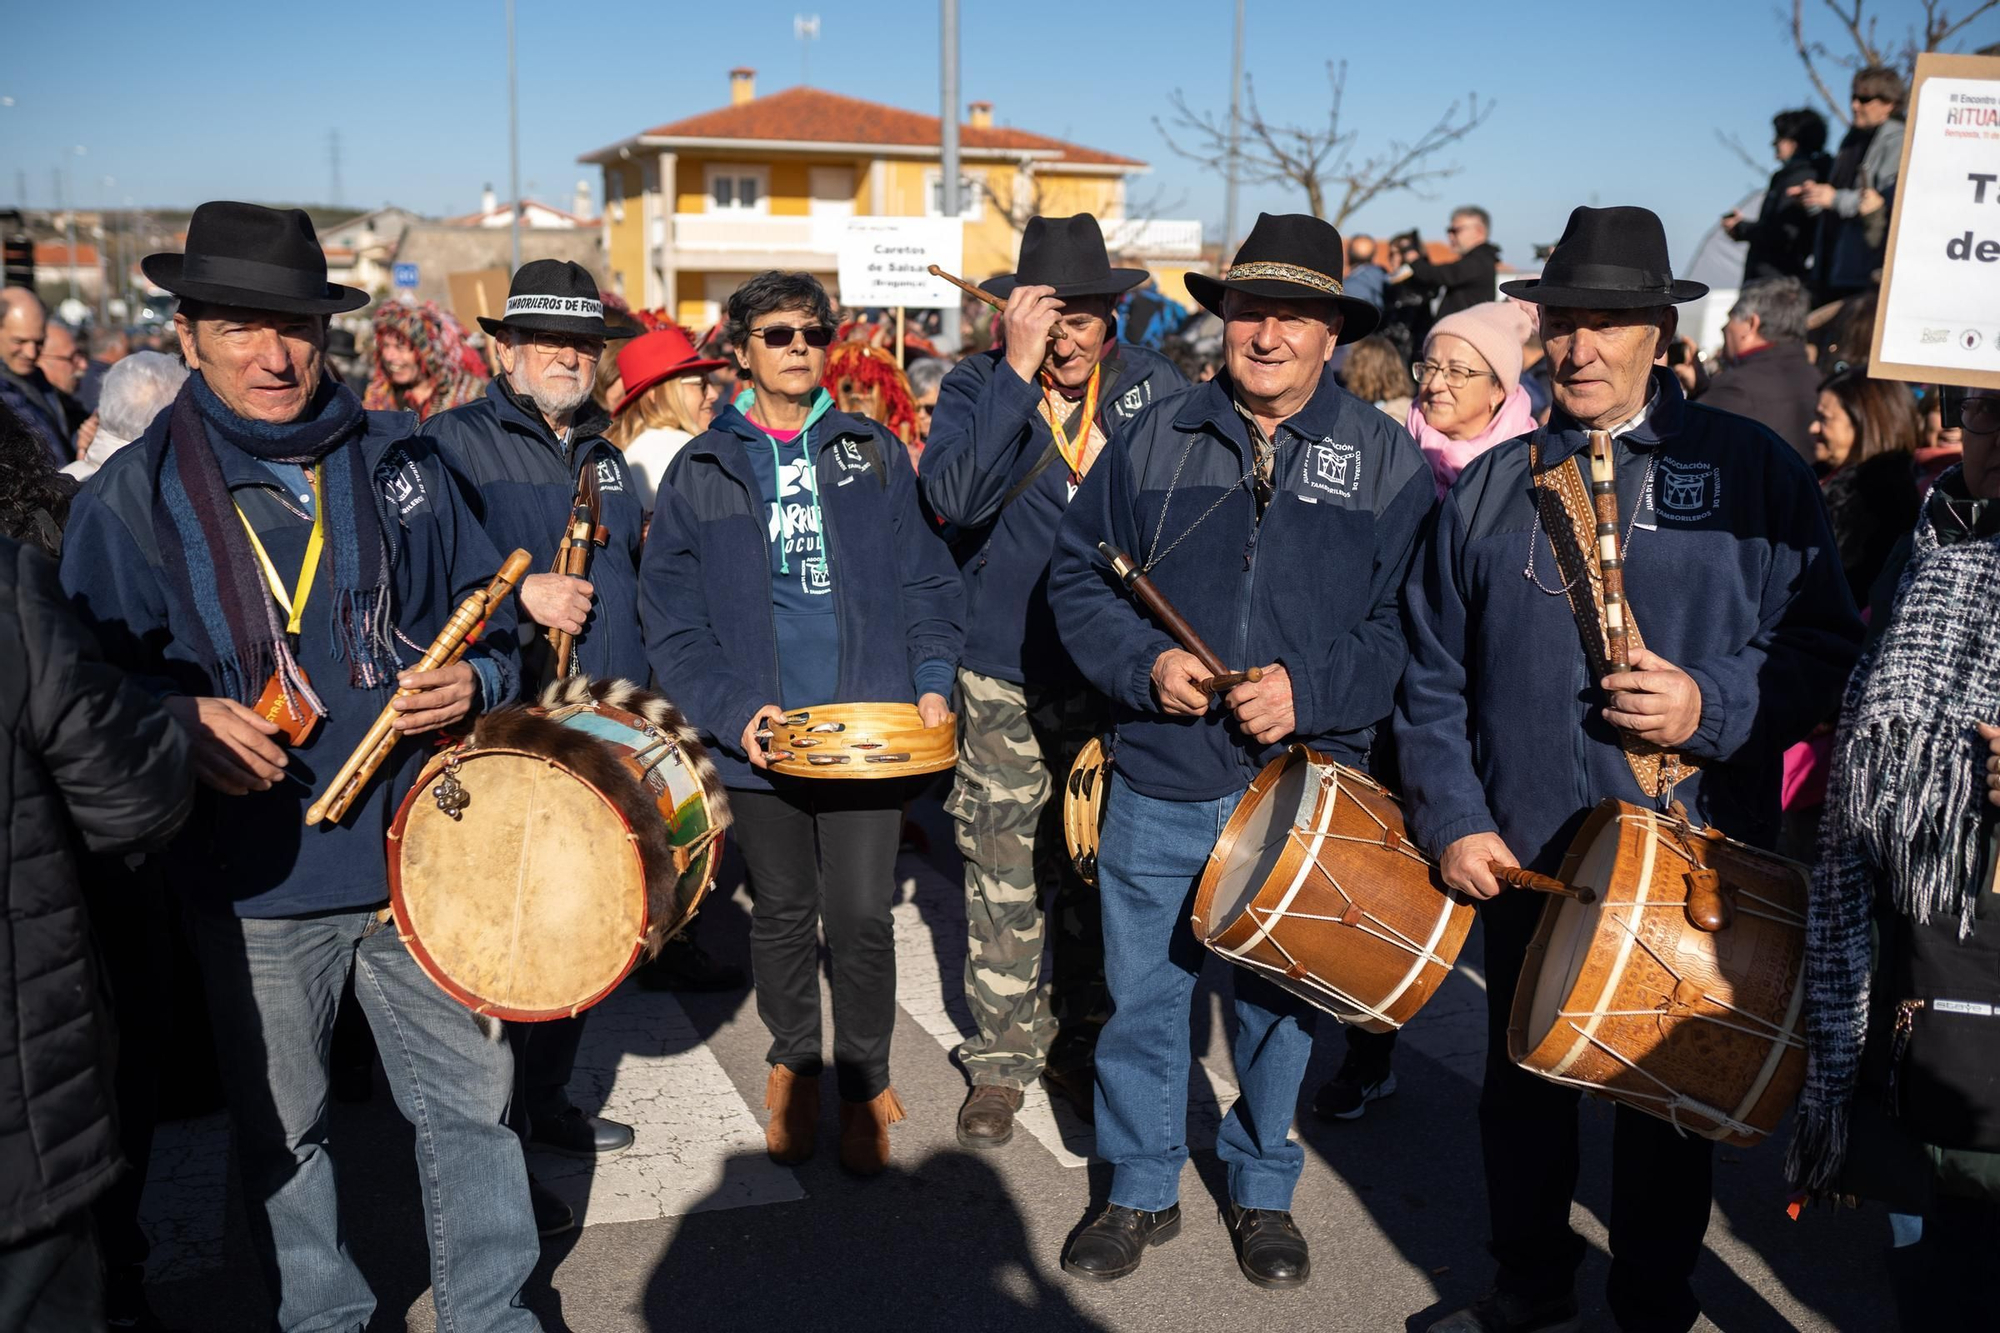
[[1425, 301, 1532, 394]]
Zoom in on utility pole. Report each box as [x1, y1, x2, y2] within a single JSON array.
[[939, 0, 961, 352], [506, 0, 522, 274], [1221, 0, 1244, 265]]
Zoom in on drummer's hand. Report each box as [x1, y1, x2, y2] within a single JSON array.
[[1151, 649, 1210, 717], [1442, 831, 1518, 901], [1600, 648, 1702, 747], [165, 696, 289, 795], [1979, 722, 2000, 808], [519, 573, 593, 637], [391, 663, 478, 733], [1226, 663, 1293, 745], [742, 703, 787, 770], [917, 692, 950, 729]]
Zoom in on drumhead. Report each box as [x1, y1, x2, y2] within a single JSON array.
[[397, 751, 648, 1017], [1523, 816, 1621, 1051], [1207, 751, 1313, 934]]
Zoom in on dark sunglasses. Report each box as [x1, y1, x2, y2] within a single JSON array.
[[750, 324, 835, 350]]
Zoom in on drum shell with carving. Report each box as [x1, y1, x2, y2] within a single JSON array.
[[1506, 801, 1808, 1147]]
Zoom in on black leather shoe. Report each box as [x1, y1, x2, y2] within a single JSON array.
[[1061, 1203, 1181, 1281], [529, 1175, 575, 1238], [530, 1105, 635, 1157], [1227, 1204, 1310, 1289]]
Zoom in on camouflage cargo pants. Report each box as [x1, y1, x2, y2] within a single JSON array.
[[946, 669, 1109, 1090]]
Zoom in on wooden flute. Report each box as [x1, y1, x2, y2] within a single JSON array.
[[1097, 542, 1262, 695], [1587, 431, 1631, 672], [926, 264, 1065, 342], [547, 465, 605, 677], [303, 548, 533, 827]]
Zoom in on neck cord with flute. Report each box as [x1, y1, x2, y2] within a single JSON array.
[[303, 548, 532, 826], [548, 460, 607, 677]]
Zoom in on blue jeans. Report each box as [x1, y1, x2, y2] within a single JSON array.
[[191, 908, 541, 1333], [1093, 773, 1318, 1213]]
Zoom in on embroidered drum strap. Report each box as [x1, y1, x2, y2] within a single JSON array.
[[1528, 436, 1699, 799]]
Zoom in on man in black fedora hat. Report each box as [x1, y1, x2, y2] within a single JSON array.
[[1047, 212, 1435, 1288], [423, 258, 644, 1218], [919, 214, 1185, 1150], [1397, 205, 1863, 1333], [59, 200, 546, 1330]]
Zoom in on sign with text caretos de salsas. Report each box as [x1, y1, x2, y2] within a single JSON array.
[[836, 218, 964, 310], [1871, 53, 2000, 389]]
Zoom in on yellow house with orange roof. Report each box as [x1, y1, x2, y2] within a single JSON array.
[[578, 69, 1206, 329]]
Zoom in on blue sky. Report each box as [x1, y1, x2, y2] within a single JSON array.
[[5, 0, 1994, 270]]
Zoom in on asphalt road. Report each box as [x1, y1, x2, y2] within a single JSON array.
[[143, 800, 1896, 1332]]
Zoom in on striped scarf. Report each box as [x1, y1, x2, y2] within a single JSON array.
[[1789, 468, 2000, 1190], [148, 374, 397, 714]]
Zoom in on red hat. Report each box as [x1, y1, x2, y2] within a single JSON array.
[[615, 327, 728, 415]]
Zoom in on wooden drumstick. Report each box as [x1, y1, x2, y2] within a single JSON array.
[[1096, 542, 1262, 697], [1587, 430, 1630, 673], [926, 264, 1065, 342], [1487, 862, 1599, 905]]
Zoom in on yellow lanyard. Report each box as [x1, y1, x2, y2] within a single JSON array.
[[1041, 363, 1101, 483], [234, 464, 325, 637]]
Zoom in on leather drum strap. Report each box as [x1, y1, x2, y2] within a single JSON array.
[[1528, 436, 1698, 800]]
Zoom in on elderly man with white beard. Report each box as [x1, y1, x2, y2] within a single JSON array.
[[420, 259, 644, 1237]]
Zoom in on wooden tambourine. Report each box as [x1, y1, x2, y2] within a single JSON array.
[[762, 703, 956, 779], [1063, 736, 1112, 885]]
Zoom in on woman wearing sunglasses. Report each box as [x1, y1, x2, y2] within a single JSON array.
[[641, 270, 963, 1175]]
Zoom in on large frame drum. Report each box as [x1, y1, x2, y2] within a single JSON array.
[[1192, 746, 1474, 1031], [389, 680, 726, 1021], [1507, 801, 1808, 1146]]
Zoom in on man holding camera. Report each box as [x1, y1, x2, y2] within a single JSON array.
[[1390, 207, 1503, 322]]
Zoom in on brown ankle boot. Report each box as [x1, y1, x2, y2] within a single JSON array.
[[764, 1065, 819, 1164], [838, 1086, 906, 1176]]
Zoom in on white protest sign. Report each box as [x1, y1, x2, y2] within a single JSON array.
[[1872, 53, 2000, 389], [837, 217, 964, 309]]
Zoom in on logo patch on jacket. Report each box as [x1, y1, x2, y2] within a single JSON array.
[[1303, 437, 1361, 499], [379, 449, 429, 519], [1655, 460, 1720, 522], [1116, 384, 1148, 419], [592, 457, 625, 492]]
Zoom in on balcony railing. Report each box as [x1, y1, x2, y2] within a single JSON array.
[[671, 213, 844, 254], [1103, 218, 1205, 259]]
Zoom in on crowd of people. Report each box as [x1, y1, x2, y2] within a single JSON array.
[[0, 56, 1996, 1333]]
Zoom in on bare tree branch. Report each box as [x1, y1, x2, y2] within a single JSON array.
[[1716, 128, 1771, 179], [1790, 0, 2000, 127], [1153, 59, 1492, 231]]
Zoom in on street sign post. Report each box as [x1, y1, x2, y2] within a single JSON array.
[[392, 262, 420, 290]]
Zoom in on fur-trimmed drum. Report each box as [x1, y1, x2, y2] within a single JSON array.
[[388, 678, 728, 1021], [763, 703, 956, 779], [1507, 801, 1809, 1146], [1063, 736, 1111, 886], [1192, 746, 1474, 1031]]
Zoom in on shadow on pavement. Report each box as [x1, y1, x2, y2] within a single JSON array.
[[639, 1147, 1108, 1333]]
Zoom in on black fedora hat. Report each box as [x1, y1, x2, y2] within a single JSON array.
[[1500, 205, 1707, 308], [1184, 213, 1380, 342], [142, 201, 368, 315], [478, 259, 637, 340], [981, 214, 1149, 300]]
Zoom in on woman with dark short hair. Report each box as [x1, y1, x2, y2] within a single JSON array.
[[1723, 106, 1832, 284], [640, 271, 963, 1176]]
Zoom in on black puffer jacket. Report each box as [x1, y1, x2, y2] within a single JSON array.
[[0, 536, 193, 1245]]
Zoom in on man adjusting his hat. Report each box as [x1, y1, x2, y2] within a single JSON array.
[[1048, 213, 1434, 1289], [919, 215, 1186, 1148]]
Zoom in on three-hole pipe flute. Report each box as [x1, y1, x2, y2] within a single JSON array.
[[926, 264, 1066, 342], [303, 548, 534, 827]]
